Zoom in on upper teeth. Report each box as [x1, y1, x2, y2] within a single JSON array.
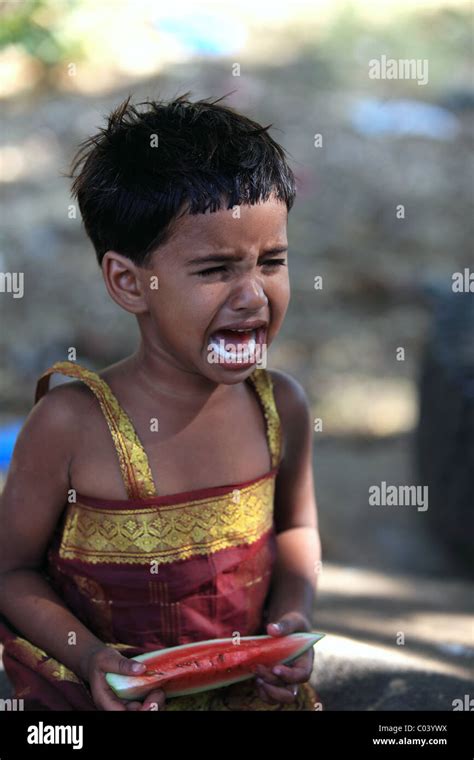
[[233, 328, 256, 332]]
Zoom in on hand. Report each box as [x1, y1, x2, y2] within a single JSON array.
[[82, 644, 166, 712], [255, 612, 314, 706]]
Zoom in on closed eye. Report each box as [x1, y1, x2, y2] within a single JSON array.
[[195, 259, 287, 278]]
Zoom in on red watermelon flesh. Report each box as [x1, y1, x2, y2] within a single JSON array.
[[106, 632, 325, 700]]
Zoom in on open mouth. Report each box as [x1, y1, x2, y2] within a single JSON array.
[[207, 326, 267, 367]]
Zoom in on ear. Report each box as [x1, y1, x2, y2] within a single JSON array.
[[101, 251, 150, 314]]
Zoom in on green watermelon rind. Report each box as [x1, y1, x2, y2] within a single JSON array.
[[106, 632, 325, 700]]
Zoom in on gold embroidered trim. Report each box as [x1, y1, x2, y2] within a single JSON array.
[[35, 361, 156, 500], [107, 643, 135, 652], [165, 680, 319, 711], [36, 362, 282, 502], [247, 369, 282, 468], [6, 638, 81, 684], [58, 476, 275, 565]]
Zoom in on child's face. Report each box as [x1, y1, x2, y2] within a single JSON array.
[[106, 196, 290, 384]]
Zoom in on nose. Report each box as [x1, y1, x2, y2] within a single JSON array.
[[228, 273, 268, 311]]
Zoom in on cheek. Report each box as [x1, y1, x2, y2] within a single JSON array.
[[184, 287, 221, 325], [270, 278, 290, 318], [151, 274, 196, 313], [158, 281, 219, 336]]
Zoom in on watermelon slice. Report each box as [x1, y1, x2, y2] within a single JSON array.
[[106, 632, 325, 700]]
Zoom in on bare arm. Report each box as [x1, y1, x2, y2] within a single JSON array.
[[267, 370, 321, 626], [0, 385, 154, 710], [254, 371, 321, 705], [0, 386, 104, 676]]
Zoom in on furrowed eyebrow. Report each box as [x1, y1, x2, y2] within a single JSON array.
[[185, 246, 288, 267]]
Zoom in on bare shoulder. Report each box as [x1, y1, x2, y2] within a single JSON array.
[[15, 378, 99, 467], [267, 369, 312, 459], [267, 369, 317, 532], [0, 380, 98, 572], [33, 378, 97, 427], [268, 369, 310, 416]]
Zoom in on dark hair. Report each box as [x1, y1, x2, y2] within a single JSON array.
[[68, 92, 296, 267]]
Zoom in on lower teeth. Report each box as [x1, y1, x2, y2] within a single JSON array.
[[208, 332, 257, 363]]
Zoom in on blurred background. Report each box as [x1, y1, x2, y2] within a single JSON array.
[[0, 0, 473, 709]]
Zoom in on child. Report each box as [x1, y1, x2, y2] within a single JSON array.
[[0, 94, 322, 711]]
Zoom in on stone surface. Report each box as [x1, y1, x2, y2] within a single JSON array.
[[311, 564, 473, 711]]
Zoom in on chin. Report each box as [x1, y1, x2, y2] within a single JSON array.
[[203, 359, 263, 384]]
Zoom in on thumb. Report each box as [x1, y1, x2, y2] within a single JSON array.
[[267, 612, 310, 637], [102, 649, 147, 677]]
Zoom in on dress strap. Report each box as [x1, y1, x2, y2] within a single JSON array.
[[35, 361, 157, 500], [247, 369, 282, 469]]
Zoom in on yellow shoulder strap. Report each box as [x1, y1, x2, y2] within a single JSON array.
[[247, 368, 282, 469], [35, 361, 157, 500]]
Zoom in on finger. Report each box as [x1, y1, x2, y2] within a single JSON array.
[[94, 681, 128, 711], [102, 673, 140, 710], [255, 682, 274, 704], [100, 650, 147, 678], [260, 681, 298, 705], [291, 649, 314, 667], [255, 648, 313, 684], [266, 612, 311, 637], [270, 660, 313, 684], [255, 667, 285, 686], [125, 701, 142, 711], [141, 689, 166, 711], [255, 675, 291, 700], [259, 680, 299, 705]]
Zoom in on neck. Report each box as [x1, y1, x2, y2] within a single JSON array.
[[128, 340, 239, 407]]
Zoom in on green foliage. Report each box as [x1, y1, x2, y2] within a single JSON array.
[[0, 0, 79, 65]]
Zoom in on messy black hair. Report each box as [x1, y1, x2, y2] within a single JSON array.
[[68, 92, 296, 267]]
